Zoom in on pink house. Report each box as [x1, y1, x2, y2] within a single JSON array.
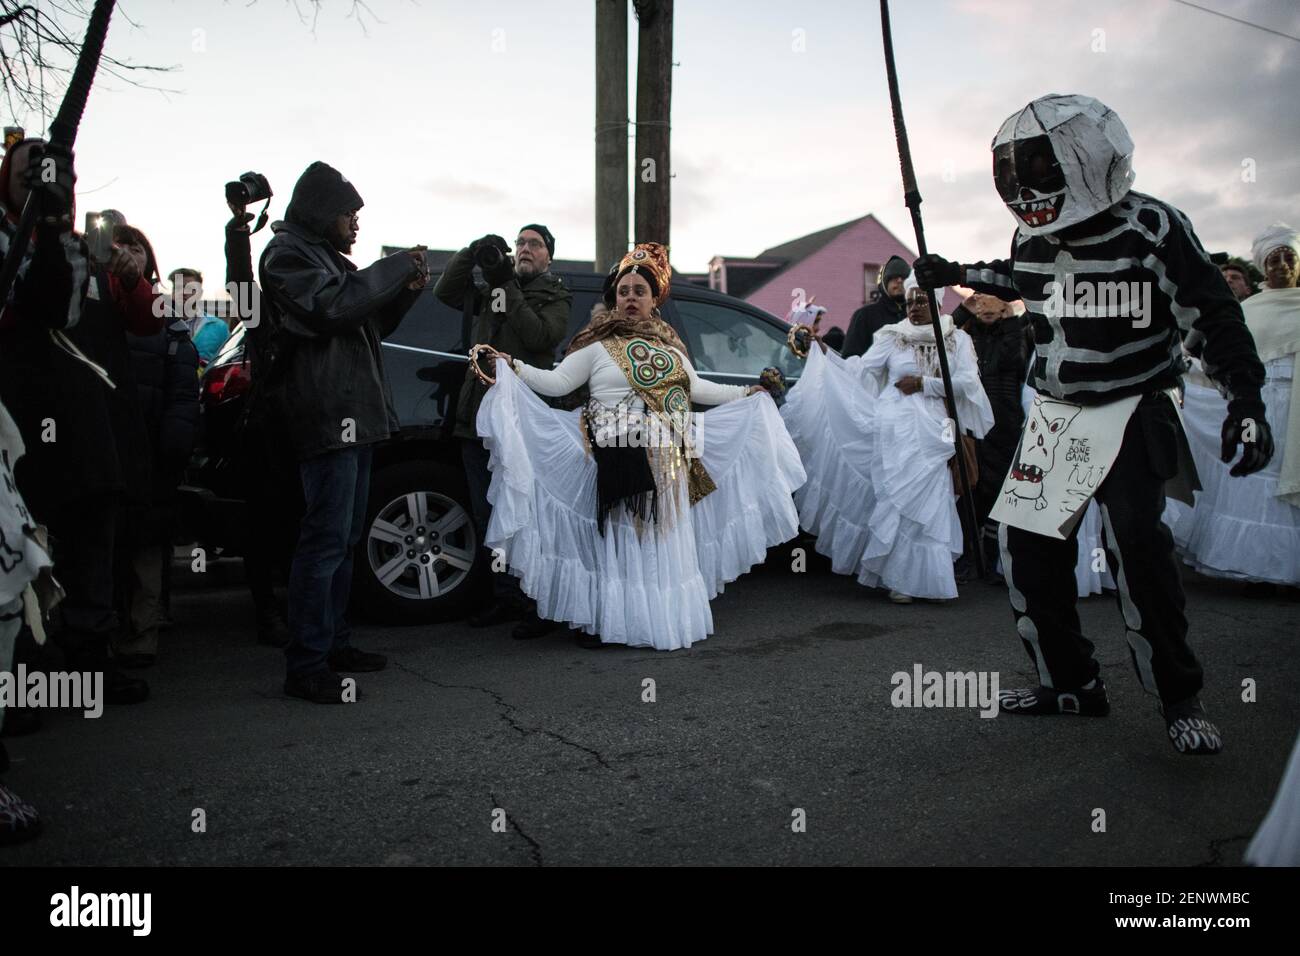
[[703, 214, 952, 330]]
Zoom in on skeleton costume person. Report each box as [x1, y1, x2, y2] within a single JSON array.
[[474, 244, 806, 650], [781, 274, 993, 603], [1163, 223, 1300, 587], [915, 94, 1271, 755]]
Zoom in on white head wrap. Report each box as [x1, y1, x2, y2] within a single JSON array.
[[1251, 222, 1300, 272], [790, 303, 827, 326]]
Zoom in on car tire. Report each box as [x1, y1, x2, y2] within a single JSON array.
[[352, 459, 484, 624]]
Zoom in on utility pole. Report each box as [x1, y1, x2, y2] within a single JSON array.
[[594, 0, 629, 272], [632, 0, 671, 246]]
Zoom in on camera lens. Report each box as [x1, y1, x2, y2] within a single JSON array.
[[475, 244, 503, 270]]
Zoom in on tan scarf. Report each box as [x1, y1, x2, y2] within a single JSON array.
[[566, 306, 687, 357]]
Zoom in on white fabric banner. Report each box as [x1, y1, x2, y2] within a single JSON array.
[[990, 393, 1140, 539]]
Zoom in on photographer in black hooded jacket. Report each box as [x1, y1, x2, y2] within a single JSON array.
[[257, 161, 427, 704]]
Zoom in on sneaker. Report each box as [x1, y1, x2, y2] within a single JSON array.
[[0, 781, 41, 846], [284, 670, 354, 704], [512, 610, 559, 640], [1162, 696, 1223, 755], [888, 590, 914, 604], [327, 646, 387, 673], [999, 678, 1110, 716]]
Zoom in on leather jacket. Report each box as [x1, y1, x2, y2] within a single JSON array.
[[258, 220, 420, 460]]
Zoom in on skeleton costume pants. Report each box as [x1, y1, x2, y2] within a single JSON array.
[[999, 392, 1203, 704]]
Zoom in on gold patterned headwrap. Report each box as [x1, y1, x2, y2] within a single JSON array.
[[611, 242, 672, 306]]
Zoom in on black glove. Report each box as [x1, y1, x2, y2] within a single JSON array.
[[1220, 397, 1274, 477], [22, 143, 76, 219], [479, 235, 515, 286], [913, 254, 961, 289], [482, 259, 513, 287]]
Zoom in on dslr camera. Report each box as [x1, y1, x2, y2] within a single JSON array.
[[472, 235, 512, 271], [225, 172, 272, 207]]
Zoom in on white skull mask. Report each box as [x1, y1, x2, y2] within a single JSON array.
[[991, 94, 1135, 236]]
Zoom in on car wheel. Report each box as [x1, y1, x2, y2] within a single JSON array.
[[353, 460, 482, 624]]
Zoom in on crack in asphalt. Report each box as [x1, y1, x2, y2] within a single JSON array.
[[393, 660, 611, 769], [490, 791, 543, 866]]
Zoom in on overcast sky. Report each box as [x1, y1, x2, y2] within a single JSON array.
[[13, 0, 1298, 293]]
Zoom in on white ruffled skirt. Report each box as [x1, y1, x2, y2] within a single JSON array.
[[782, 344, 962, 600], [1245, 728, 1300, 866], [1163, 359, 1300, 585], [476, 363, 806, 650]]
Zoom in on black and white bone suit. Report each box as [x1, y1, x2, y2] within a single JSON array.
[[917, 95, 1271, 736]]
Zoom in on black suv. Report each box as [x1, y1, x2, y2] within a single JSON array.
[[182, 271, 804, 624]]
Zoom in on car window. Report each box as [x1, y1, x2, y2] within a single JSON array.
[[387, 286, 469, 354], [674, 297, 802, 379], [558, 290, 603, 360]]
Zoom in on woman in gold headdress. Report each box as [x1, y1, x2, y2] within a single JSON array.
[[475, 243, 806, 650]]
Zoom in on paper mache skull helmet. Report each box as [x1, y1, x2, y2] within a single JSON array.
[[991, 93, 1135, 236]]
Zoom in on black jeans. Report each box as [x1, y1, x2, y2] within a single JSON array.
[[460, 437, 524, 606], [240, 421, 303, 621], [48, 495, 121, 667], [999, 392, 1203, 705], [285, 445, 372, 677]]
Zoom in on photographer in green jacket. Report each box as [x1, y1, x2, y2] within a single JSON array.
[[435, 225, 572, 637]]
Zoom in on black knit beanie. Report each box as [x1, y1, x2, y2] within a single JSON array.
[[519, 223, 555, 258], [286, 161, 364, 238]]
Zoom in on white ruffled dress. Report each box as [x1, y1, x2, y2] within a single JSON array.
[[782, 323, 993, 600], [476, 343, 806, 650], [1245, 728, 1300, 866], [1163, 357, 1300, 585]]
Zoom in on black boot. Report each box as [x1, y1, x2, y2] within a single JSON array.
[[999, 678, 1110, 716], [284, 670, 355, 704], [468, 601, 524, 628]]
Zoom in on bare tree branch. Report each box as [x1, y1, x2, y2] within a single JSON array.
[[0, 0, 180, 127]]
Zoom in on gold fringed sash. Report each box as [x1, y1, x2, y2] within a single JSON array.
[[600, 336, 716, 506]]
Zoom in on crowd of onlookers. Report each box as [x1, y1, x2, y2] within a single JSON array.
[[0, 130, 247, 845]]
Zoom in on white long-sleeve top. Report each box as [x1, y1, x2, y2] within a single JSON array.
[[511, 341, 747, 407], [858, 325, 995, 438]]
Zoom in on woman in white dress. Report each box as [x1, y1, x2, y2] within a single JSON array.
[[474, 243, 806, 650], [783, 279, 993, 603], [1163, 222, 1300, 589]]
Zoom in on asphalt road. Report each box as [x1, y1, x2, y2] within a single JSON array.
[[4, 546, 1297, 867]]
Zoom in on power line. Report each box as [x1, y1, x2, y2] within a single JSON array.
[[1169, 0, 1300, 43]]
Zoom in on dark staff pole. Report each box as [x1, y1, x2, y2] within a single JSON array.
[[879, 0, 984, 577], [0, 0, 117, 307]]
